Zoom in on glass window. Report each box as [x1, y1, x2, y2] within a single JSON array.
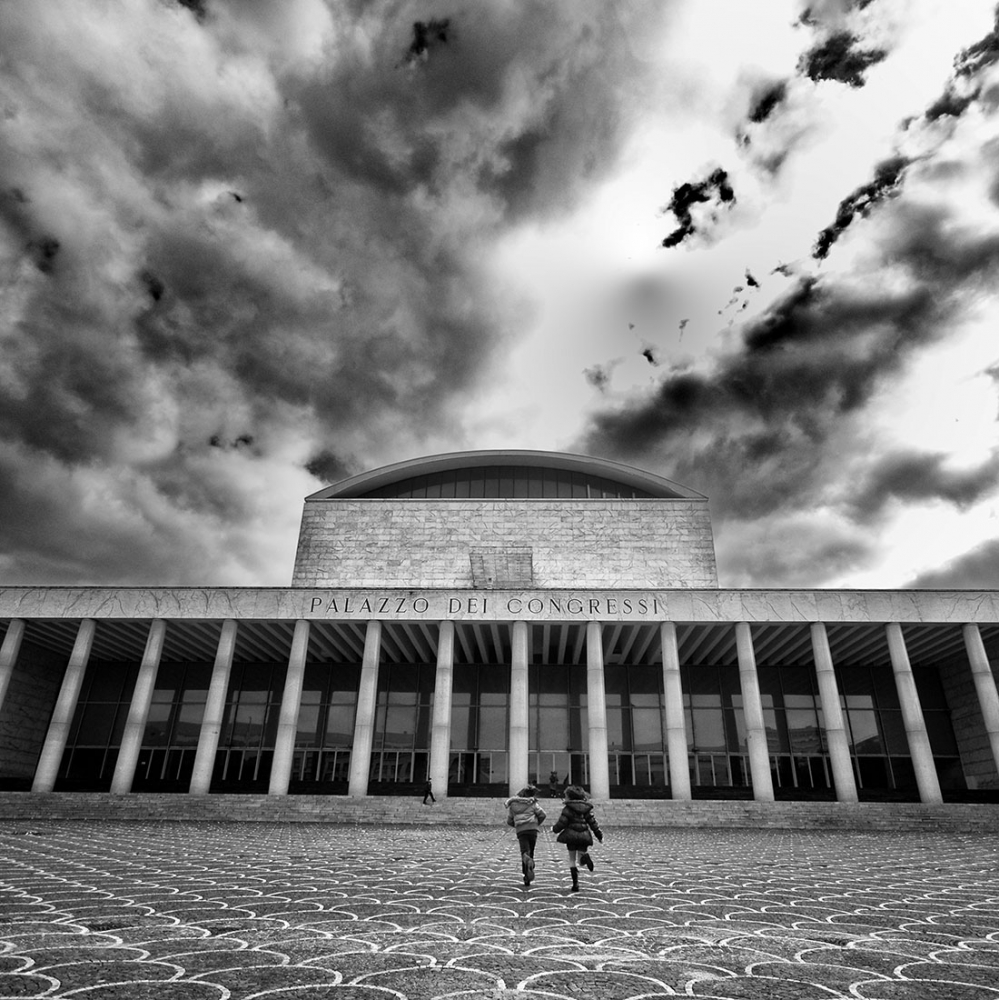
[[478, 706, 507, 748], [76, 704, 119, 745], [174, 703, 205, 744], [632, 708, 663, 751], [880, 711, 909, 754], [325, 704, 356, 746], [141, 704, 172, 746], [538, 707, 569, 749], [848, 709, 882, 753], [924, 712, 958, 755], [691, 708, 725, 752]]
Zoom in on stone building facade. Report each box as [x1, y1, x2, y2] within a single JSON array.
[[1, 449, 999, 807]]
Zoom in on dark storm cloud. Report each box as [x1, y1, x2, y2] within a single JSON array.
[[295, 2, 659, 218], [583, 364, 612, 393], [747, 81, 788, 124], [578, 98, 999, 586], [906, 540, 999, 589], [798, 30, 887, 87], [813, 156, 910, 259], [659, 168, 735, 249], [175, 0, 207, 21], [0, 0, 671, 584], [849, 450, 999, 521], [954, 7, 999, 78], [717, 518, 874, 589], [579, 273, 944, 522], [305, 449, 354, 485], [401, 18, 451, 67], [919, 9, 999, 121]]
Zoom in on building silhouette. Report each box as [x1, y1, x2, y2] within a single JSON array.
[[1, 449, 998, 806]]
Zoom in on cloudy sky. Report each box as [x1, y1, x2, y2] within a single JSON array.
[[2, 0, 999, 590]]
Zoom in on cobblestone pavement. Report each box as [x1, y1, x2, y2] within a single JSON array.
[[1, 820, 999, 999]]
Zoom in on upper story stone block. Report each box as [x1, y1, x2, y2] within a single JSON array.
[[291, 450, 719, 590]]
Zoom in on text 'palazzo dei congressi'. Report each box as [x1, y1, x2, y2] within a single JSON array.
[[2, 448, 999, 809]]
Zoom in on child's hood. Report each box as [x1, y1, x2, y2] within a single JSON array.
[[563, 800, 592, 816], [504, 795, 536, 807]]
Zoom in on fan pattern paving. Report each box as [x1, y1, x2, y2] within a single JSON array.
[[0, 821, 998, 998]]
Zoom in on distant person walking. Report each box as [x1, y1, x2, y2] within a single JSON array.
[[421, 780, 435, 805], [548, 771, 560, 798], [551, 785, 603, 893], [505, 785, 546, 886]]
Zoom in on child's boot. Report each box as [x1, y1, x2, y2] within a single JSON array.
[[580, 852, 594, 872], [570, 866, 579, 892], [522, 853, 535, 885]]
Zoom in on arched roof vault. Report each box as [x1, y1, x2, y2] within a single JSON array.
[[306, 450, 705, 500]]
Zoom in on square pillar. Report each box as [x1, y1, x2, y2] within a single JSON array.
[[810, 622, 858, 803], [110, 619, 167, 794], [886, 622, 943, 804], [429, 621, 454, 799], [735, 622, 774, 802], [586, 621, 610, 800], [32, 620, 95, 793], [509, 621, 530, 795], [190, 620, 238, 794], [0, 619, 25, 713], [348, 621, 381, 797], [962, 623, 999, 781], [660, 622, 691, 800], [269, 619, 311, 795]]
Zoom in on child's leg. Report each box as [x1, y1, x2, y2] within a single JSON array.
[[566, 848, 578, 867]]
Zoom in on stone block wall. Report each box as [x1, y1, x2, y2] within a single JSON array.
[[0, 639, 64, 784], [291, 499, 718, 589]]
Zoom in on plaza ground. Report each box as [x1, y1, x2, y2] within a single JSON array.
[[1, 821, 998, 998]]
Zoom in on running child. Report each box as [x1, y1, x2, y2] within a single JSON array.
[[551, 785, 603, 892], [505, 785, 546, 886]]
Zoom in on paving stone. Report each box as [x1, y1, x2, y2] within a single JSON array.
[[0, 822, 998, 998]]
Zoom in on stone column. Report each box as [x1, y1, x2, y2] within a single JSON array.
[[32, 620, 95, 793], [429, 621, 455, 799], [586, 622, 611, 800], [962, 623, 999, 780], [348, 621, 382, 797], [0, 619, 25, 713], [269, 619, 311, 796], [735, 622, 774, 802], [190, 620, 238, 794], [509, 621, 530, 795], [110, 619, 167, 794], [660, 622, 691, 801], [886, 622, 942, 804], [659, 622, 691, 802], [810, 622, 858, 803]]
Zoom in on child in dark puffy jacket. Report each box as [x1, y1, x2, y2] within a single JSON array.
[[505, 785, 546, 886], [551, 785, 603, 892]]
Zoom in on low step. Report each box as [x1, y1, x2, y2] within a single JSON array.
[[1, 792, 998, 832]]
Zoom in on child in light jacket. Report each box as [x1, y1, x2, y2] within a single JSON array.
[[551, 785, 603, 892], [505, 785, 546, 886]]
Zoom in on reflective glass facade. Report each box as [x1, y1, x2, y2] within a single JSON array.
[[357, 465, 655, 499], [54, 650, 965, 800]]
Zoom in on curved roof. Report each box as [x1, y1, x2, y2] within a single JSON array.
[[306, 450, 705, 500]]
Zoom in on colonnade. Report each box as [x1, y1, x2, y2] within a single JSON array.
[[3, 617, 998, 803]]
